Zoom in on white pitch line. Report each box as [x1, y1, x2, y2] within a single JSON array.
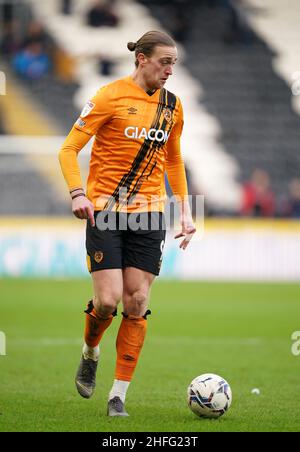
[[149, 336, 264, 346], [9, 338, 82, 347]]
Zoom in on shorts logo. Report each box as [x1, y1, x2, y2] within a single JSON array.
[[80, 101, 95, 118], [94, 251, 104, 263], [158, 240, 165, 271], [163, 107, 172, 123]]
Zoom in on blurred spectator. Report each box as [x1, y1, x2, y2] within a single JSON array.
[[21, 21, 49, 49], [98, 55, 115, 76], [222, 0, 254, 45], [61, 0, 73, 15], [13, 41, 51, 80], [1, 1, 14, 23], [0, 21, 21, 57], [87, 0, 119, 27], [241, 169, 275, 217], [169, 3, 189, 43], [281, 178, 300, 218]]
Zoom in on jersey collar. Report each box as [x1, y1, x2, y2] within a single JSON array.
[[125, 76, 161, 100]]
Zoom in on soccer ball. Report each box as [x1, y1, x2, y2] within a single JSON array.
[[187, 373, 232, 418]]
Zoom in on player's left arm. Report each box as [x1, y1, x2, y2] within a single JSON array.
[[165, 100, 196, 250]]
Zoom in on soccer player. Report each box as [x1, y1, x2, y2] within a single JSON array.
[[58, 30, 196, 416]]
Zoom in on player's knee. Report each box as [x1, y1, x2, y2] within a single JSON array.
[[125, 290, 148, 316], [94, 293, 119, 317]]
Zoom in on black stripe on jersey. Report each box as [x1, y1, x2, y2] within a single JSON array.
[[167, 89, 177, 110], [127, 90, 178, 202], [104, 89, 166, 211]]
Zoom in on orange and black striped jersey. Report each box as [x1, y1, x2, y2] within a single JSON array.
[[59, 76, 188, 212]]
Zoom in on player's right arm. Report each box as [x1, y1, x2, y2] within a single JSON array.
[[58, 85, 114, 226], [59, 127, 95, 226]]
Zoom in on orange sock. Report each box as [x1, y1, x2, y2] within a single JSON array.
[[84, 300, 116, 347], [115, 310, 151, 382]]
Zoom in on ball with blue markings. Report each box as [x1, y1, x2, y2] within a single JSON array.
[[187, 373, 232, 418]]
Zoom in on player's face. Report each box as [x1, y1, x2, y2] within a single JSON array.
[[142, 46, 178, 90]]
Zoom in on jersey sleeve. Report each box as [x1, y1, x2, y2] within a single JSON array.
[[59, 84, 114, 191], [58, 126, 91, 191], [165, 98, 188, 200], [74, 85, 114, 136]]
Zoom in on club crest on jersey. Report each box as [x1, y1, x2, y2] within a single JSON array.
[[80, 101, 95, 118], [163, 107, 173, 123], [124, 126, 170, 143]]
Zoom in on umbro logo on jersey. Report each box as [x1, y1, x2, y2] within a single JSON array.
[[127, 107, 138, 114]]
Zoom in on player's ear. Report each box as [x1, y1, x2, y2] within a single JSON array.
[[137, 53, 147, 66]]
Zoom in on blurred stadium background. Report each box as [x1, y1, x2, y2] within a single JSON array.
[[1, 0, 300, 432]]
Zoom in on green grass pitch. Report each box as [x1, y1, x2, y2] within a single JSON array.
[[0, 279, 300, 432]]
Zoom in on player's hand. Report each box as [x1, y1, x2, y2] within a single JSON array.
[[72, 196, 95, 227], [175, 216, 196, 250]]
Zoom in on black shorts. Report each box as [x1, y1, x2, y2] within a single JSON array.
[[86, 211, 166, 276]]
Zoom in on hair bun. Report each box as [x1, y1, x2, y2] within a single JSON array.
[[127, 41, 137, 51]]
